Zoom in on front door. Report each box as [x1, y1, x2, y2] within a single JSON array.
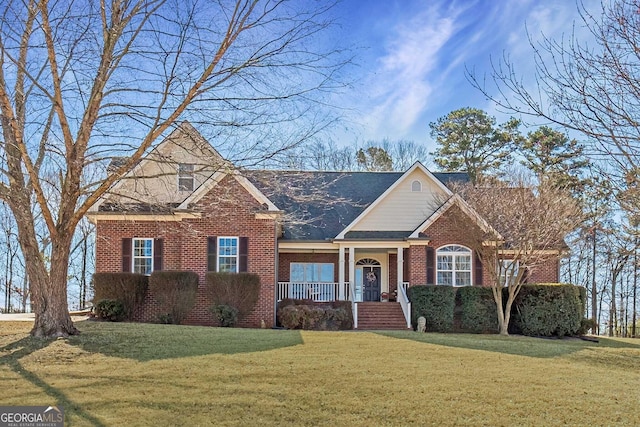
[[362, 266, 381, 302]]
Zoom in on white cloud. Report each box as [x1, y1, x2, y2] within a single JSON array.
[[359, 4, 462, 139]]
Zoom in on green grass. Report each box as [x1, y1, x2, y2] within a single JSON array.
[[1, 321, 639, 426]]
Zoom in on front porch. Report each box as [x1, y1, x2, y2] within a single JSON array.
[[276, 281, 412, 329]]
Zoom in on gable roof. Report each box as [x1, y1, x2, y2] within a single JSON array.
[[246, 169, 468, 241], [92, 121, 224, 210], [335, 162, 455, 239], [409, 193, 503, 240], [178, 169, 279, 212]]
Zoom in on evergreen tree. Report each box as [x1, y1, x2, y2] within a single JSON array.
[[429, 108, 522, 184], [519, 126, 589, 192]]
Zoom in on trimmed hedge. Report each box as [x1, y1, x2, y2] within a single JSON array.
[[205, 273, 260, 324], [457, 286, 498, 333], [278, 301, 353, 331], [149, 271, 199, 324], [277, 301, 353, 330], [408, 285, 456, 332], [407, 283, 586, 336], [510, 284, 584, 337], [94, 299, 125, 322], [92, 273, 148, 320]]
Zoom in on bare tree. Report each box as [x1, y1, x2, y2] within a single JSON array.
[[0, 0, 348, 337], [453, 179, 582, 335], [293, 139, 356, 171], [468, 0, 640, 212]]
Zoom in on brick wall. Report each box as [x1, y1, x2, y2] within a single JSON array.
[[388, 253, 397, 295], [408, 204, 561, 287], [527, 258, 560, 283], [409, 205, 486, 286], [408, 246, 427, 285], [95, 175, 277, 327]]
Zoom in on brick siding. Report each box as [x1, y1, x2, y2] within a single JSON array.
[[409, 204, 560, 287], [95, 176, 277, 327], [95, 178, 562, 328]]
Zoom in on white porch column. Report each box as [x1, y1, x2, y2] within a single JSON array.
[[338, 246, 345, 300], [397, 246, 404, 289], [349, 247, 356, 300]]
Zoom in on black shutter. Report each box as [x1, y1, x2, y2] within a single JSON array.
[[122, 238, 132, 272], [153, 238, 163, 271], [523, 266, 530, 284], [426, 246, 435, 284], [474, 252, 483, 286], [239, 237, 249, 272], [207, 237, 217, 272]]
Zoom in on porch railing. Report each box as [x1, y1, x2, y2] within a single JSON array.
[[398, 282, 412, 329], [277, 282, 350, 302], [349, 281, 358, 328]]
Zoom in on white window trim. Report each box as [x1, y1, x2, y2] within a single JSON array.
[[217, 236, 239, 273], [499, 259, 520, 287], [436, 244, 472, 287], [132, 237, 154, 275], [411, 180, 422, 192], [178, 163, 195, 192]]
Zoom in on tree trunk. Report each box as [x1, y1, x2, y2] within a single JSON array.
[[591, 227, 598, 334], [30, 234, 78, 337], [494, 288, 511, 336], [10, 195, 78, 338], [633, 240, 637, 337]]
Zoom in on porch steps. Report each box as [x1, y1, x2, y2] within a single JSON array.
[[356, 302, 410, 330]]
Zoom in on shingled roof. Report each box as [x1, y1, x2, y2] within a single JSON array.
[[245, 170, 468, 241]]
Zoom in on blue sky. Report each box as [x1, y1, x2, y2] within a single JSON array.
[[328, 0, 594, 149]]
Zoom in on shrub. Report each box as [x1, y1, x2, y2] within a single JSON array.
[[511, 284, 584, 337], [457, 286, 498, 333], [94, 299, 125, 321], [149, 271, 199, 324], [276, 301, 353, 330], [578, 318, 598, 335], [277, 298, 314, 310], [205, 273, 260, 322], [408, 285, 456, 332], [211, 304, 239, 327], [157, 313, 174, 324], [92, 273, 148, 320]]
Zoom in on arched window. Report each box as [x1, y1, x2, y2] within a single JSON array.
[[356, 258, 381, 266], [411, 180, 422, 192], [436, 245, 471, 286]]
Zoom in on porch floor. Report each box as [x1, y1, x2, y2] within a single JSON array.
[[356, 302, 411, 330]]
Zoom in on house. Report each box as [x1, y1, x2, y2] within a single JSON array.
[[87, 122, 561, 329]]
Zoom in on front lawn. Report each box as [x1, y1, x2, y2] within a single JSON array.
[[1, 321, 639, 426]]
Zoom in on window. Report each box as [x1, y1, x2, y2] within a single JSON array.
[[411, 180, 422, 192], [499, 260, 519, 287], [133, 238, 153, 275], [290, 263, 334, 283], [436, 245, 471, 286], [178, 163, 195, 191], [218, 237, 238, 272], [207, 236, 247, 273], [289, 263, 335, 301]]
